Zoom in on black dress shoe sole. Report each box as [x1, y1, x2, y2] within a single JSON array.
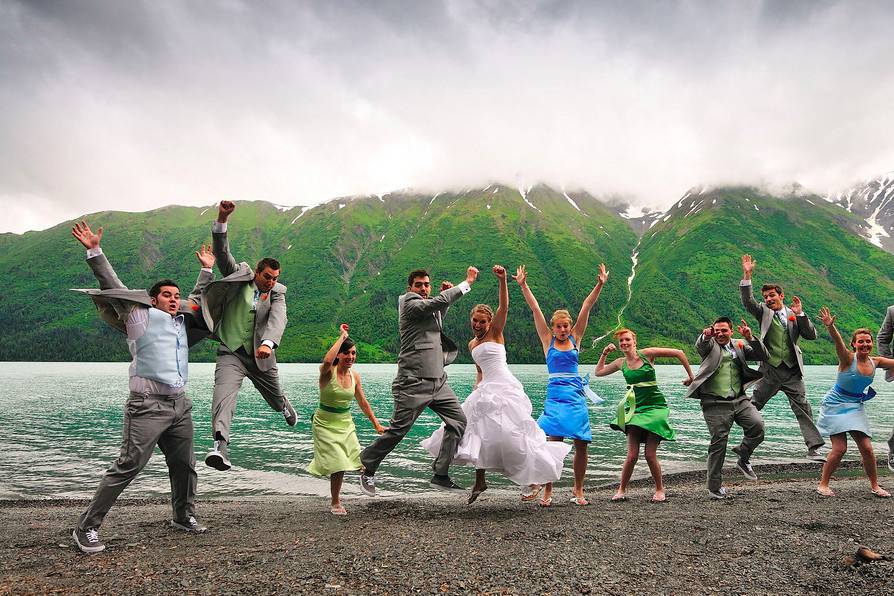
[[205, 452, 231, 471]]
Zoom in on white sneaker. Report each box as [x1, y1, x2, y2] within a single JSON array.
[[708, 487, 729, 499], [204, 439, 231, 471], [359, 472, 376, 497]]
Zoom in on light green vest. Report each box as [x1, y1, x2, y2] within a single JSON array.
[[702, 349, 742, 399], [765, 314, 796, 368], [219, 283, 256, 353]]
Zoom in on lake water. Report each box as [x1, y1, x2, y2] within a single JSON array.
[[1, 362, 893, 499]]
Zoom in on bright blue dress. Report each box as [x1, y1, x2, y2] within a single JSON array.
[[538, 337, 592, 442], [815, 357, 876, 437]]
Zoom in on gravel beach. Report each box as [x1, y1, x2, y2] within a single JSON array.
[[2, 462, 893, 595]]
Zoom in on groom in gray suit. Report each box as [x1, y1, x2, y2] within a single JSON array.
[[360, 266, 479, 495], [740, 254, 825, 461], [875, 305, 894, 471], [686, 317, 768, 498], [202, 200, 297, 471]]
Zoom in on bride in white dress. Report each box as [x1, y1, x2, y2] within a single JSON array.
[[421, 265, 571, 504]]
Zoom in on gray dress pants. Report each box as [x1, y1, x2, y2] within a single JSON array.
[[211, 346, 287, 443], [79, 391, 197, 530], [361, 374, 467, 477], [751, 363, 824, 451], [700, 395, 765, 493]]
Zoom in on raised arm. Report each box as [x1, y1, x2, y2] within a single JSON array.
[[211, 200, 239, 277], [641, 347, 694, 384], [354, 372, 385, 434], [737, 319, 768, 362], [818, 307, 852, 369], [594, 343, 623, 376], [739, 254, 763, 320], [790, 296, 817, 340], [72, 221, 126, 290], [513, 265, 552, 351], [877, 307, 894, 358], [695, 328, 716, 358], [188, 243, 216, 301], [319, 324, 350, 386], [489, 265, 509, 336], [401, 267, 478, 320], [571, 263, 608, 342]]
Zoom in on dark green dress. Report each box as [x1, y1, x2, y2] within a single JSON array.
[[609, 352, 675, 442]]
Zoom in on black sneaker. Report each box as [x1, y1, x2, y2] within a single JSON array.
[[72, 527, 105, 554], [281, 399, 298, 427], [205, 439, 231, 471], [807, 448, 827, 462], [736, 458, 758, 481], [888, 451, 894, 474], [170, 516, 207, 533], [430, 475, 466, 493], [708, 487, 729, 500]]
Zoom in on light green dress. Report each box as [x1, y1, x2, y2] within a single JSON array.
[[609, 352, 676, 442], [308, 372, 361, 477]]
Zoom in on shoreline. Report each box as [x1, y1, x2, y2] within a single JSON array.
[[3, 463, 893, 594]]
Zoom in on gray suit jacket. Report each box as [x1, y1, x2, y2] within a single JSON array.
[[740, 282, 816, 376], [685, 333, 767, 399], [396, 285, 466, 378], [877, 304, 894, 382], [72, 252, 212, 347], [204, 226, 287, 371]]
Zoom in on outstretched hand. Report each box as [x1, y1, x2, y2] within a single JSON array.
[[737, 319, 753, 340], [790, 296, 803, 316], [742, 254, 755, 278], [703, 326, 715, 338], [218, 200, 236, 223], [597, 263, 609, 286], [195, 244, 215, 268], [818, 306, 835, 327], [513, 265, 527, 286], [681, 377, 693, 386], [339, 323, 350, 338], [72, 221, 103, 250], [493, 265, 507, 280], [440, 280, 453, 292]]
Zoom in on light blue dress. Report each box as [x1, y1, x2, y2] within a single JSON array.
[[538, 337, 592, 442], [815, 357, 876, 437]]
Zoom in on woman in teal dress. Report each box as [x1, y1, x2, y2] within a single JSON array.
[[308, 324, 385, 514], [595, 328, 693, 502], [515, 263, 608, 507], [815, 308, 894, 498]]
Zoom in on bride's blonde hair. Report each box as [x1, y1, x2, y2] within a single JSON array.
[[550, 309, 573, 326], [471, 304, 494, 320]]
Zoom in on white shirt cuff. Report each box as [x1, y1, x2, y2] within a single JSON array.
[[740, 279, 752, 286], [261, 339, 275, 349], [200, 267, 213, 273], [212, 221, 227, 233], [86, 247, 103, 259], [457, 281, 471, 294]]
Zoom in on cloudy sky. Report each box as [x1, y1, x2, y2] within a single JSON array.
[[2, 0, 893, 233]]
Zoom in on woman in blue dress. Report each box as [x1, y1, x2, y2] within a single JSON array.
[[815, 307, 894, 498], [515, 263, 608, 506]]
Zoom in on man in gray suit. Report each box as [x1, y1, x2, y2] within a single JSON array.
[[203, 200, 297, 471], [740, 254, 825, 461], [360, 266, 479, 495], [686, 317, 768, 499], [875, 305, 894, 471], [70, 221, 213, 553]]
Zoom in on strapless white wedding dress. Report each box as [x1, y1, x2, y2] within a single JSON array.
[[421, 342, 571, 485]]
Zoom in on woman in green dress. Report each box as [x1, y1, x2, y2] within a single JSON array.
[[309, 324, 385, 515], [595, 328, 693, 502]]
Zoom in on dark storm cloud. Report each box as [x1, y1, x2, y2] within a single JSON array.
[[2, 0, 893, 232]]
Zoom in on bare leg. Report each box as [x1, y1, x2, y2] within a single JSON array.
[[468, 469, 488, 504], [541, 436, 564, 506], [644, 433, 664, 502], [852, 431, 888, 496], [614, 429, 641, 500], [817, 433, 847, 495], [329, 472, 346, 513], [572, 439, 589, 504]]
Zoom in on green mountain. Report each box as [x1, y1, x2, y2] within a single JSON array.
[[618, 186, 894, 364], [3, 183, 893, 364], [0, 185, 637, 363]]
